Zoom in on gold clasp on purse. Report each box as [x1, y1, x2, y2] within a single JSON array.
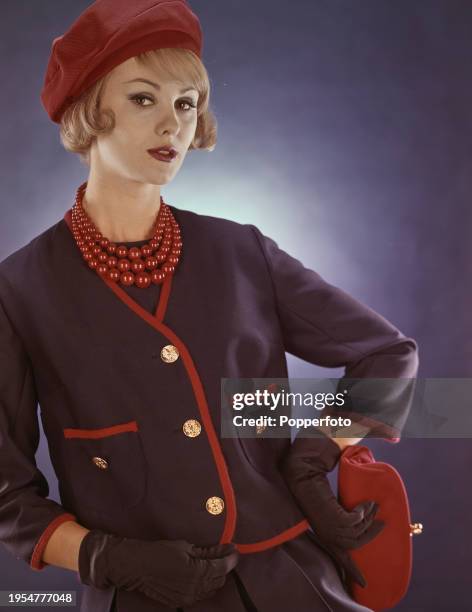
[[409, 522, 423, 536]]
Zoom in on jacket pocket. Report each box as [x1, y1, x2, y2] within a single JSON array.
[[61, 420, 147, 516]]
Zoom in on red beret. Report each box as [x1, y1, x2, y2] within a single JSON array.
[[40, 0, 203, 124]]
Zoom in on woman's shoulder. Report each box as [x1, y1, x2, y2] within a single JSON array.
[[0, 219, 62, 288], [169, 203, 259, 243]]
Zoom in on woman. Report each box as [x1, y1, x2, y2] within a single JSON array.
[[0, 1, 418, 611]]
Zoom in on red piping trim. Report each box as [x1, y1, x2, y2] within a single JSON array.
[[64, 208, 236, 543], [155, 270, 172, 321], [63, 420, 138, 439], [63, 208, 310, 550], [101, 277, 238, 543], [234, 519, 310, 554], [30, 512, 77, 570]]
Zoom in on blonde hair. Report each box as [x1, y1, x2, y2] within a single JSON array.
[[59, 47, 217, 167]]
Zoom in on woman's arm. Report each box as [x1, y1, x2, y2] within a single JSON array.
[[248, 225, 419, 441], [0, 289, 79, 571], [42, 521, 90, 572]]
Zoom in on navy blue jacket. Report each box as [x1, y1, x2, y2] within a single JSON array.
[[0, 202, 418, 611]]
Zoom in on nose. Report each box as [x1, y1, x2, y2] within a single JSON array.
[[155, 101, 180, 137]]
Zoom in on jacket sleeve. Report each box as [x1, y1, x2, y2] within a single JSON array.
[[249, 225, 419, 442], [0, 296, 76, 570]]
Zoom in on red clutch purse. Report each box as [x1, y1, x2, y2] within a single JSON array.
[[337, 445, 423, 611]]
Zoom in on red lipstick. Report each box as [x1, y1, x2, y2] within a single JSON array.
[[147, 147, 177, 163]]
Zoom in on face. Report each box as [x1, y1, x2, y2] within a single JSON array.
[[91, 56, 199, 185]]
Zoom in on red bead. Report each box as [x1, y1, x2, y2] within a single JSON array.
[[141, 245, 153, 257], [128, 247, 142, 260], [131, 259, 145, 273], [96, 263, 108, 276], [168, 256, 179, 265], [117, 259, 130, 272], [120, 271, 135, 286], [88, 259, 98, 269], [156, 251, 166, 262], [92, 245, 101, 256], [116, 245, 128, 258], [107, 243, 117, 255], [97, 252, 108, 263], [108, 269, 121, 282], [145, 256, 158, 270], [107, 256, 118, 267], [151, 269, 165, 284], [162, 264, 175, 274], [135, 272, 151, 288], [100, 237, 109, 248]]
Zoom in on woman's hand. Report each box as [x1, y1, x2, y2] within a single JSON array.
[[281, 429, 384, 587], [78, 530, 239, 607]]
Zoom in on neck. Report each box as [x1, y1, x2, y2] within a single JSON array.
[[82, 172, 162, 243]]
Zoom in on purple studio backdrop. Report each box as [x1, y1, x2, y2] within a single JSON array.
[[1, 1, 471, 610]]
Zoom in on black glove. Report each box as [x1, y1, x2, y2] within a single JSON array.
[[281, 429, 385, 588], [78, 530, 240, 607]]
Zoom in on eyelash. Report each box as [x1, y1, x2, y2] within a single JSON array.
[[129, 94, 197, 111]]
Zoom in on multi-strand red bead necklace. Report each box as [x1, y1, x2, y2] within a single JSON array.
[[71, 182, 182, 289]]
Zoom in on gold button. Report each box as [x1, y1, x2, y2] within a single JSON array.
[[205, 496, 224, 515], [160, 344, 179, 363], [92, 456, 109, 469], [256, 424, 266, 435], [183, 419, 202, 437]]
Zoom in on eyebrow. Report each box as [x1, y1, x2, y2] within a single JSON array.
[[123, 78, 197, 93]]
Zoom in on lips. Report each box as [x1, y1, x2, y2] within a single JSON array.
[[147, 147, 177, 163]]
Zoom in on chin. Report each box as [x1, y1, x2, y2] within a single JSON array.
[[148, 173, 175, 187]]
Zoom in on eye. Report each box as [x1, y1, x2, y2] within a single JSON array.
[[128, 94, 197, 111], [129, 94, 154, 107], [179, 99, 197, 111]]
